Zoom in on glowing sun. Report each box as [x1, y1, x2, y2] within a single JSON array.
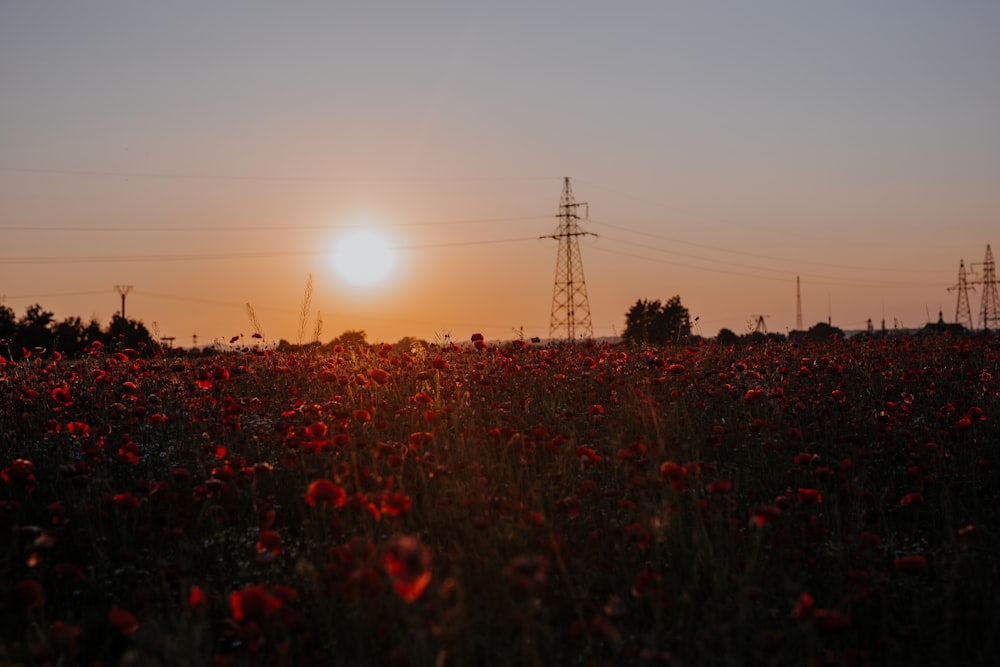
[[330, 229, 397, 287]]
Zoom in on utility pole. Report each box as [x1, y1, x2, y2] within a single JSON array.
[[114, 285, 133, 319], [795, 276, 803, 331], [543, 177, 596, 342]]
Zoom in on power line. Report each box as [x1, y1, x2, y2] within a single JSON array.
[[588, 218, 951, 275], [0, 216, 551, 233], [0, 237, 541, 265], [4, 290, 110, 300], [0, 166, 560, 184], [587, 243, 945, 289]]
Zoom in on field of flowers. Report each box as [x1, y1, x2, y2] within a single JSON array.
[[2, 334, 998, 666]]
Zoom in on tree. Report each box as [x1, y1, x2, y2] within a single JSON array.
[[789, 321, 845, 342], [104, 315, 155, 351], [0, 304, 15, 341], [52, 316, 88, 357], [331, 330, 368, 349], [623, 296, 691, 345], [716, 328, 739, 346], [13, 304, 55, 356], [394, 336, 428, 354]]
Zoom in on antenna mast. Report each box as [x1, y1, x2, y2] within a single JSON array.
[[543, 177, 596, 341]]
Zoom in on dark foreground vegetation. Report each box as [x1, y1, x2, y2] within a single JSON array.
[[2, 333, 998, 665]]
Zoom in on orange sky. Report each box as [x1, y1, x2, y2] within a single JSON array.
[[2, 3, 998, 345]]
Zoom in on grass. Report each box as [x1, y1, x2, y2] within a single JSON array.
[[1, 334, 998, 665]]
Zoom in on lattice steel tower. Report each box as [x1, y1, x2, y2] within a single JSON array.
[[972, 244, 1000, 332], [948, 259, 974, 330], [544, 177, 596, 341]]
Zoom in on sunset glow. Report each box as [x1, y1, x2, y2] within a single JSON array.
[[0, 3, 998, 345], [330, 228, 397, 288]]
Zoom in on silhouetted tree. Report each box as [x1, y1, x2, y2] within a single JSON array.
[[394, 336, 428, 354], [331, 330, 368, 349], [52, 316, 88, 357], [799, 321, 845, 341], [623, 296, 691, 345], [0, 304, 15, 340], [13, 304, 55, 357], [716, 328, 739, 346], [0, 304, 15, 360], [104, 315, 155, 351]]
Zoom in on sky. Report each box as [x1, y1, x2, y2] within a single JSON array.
[[2, 1, 999, 346]]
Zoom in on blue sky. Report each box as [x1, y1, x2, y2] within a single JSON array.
[[2, 1, 998, 343]]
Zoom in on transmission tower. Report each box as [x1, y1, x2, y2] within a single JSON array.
[[947, 259, 974, 330], [114, 285, 133, 319], [970, 244, 1000, 332], [795, 276, 803, 330], [543, 177, 596, 341]]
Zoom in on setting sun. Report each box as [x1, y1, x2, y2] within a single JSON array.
[[330, 228, 397, 288]]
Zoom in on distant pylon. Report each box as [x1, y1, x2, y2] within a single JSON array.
[[947, 259, 974, 330], [795, 276, 803, 330], [543, 177, 596, 341], [971, 244, 1000, 332]]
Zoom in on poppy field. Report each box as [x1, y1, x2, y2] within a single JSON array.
[[2, 334, 998, 665]]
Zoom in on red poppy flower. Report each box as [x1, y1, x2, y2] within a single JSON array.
[[188, 585, 208, 609], [108, 606, 138, 637], [2, 458, 37, 490], [352, 409, 372, 424], [112, 493, 140, 510], [797, 488, 822, 505], [381, 535, 432, 603], [558, 495, 582, 519], [408, 432, 433, 449], [307, 421, 328, 438], [228, 584, 283, 622], [659, 461, 687, 492], [66, 422, 90, 438], [305, 479, 346, 508], [792, 592, 814, 619], [751, 505, 783, 527], [706, 479, 732, 494], [369, 368, 390, 385], [900, 492, 924, 506], [51, 386, 73, 405], [894, 554, 927, 575], [256, 529, 282, 556], [379, 491, 410, 517]]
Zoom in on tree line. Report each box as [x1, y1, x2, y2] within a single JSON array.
[[621, 296, 861, 345], [0, 303, 154, 359]]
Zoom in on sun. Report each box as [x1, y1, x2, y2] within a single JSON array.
[[330, 228, 397, 287]]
